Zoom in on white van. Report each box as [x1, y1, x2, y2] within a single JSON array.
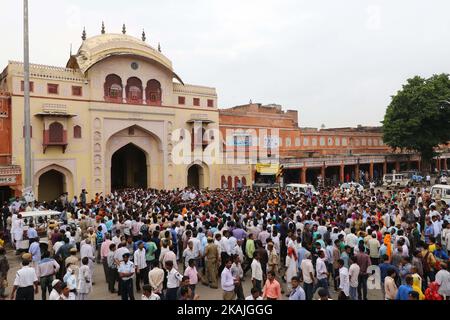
[[285, 183, 318, 195], [17, 210, 61, 250], [430, 184, 450, 205], [382, 173, 410, 188]]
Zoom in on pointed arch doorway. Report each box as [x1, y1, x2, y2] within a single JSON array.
[[111, 143, 147, 190]]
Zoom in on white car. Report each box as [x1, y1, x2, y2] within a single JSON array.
[[382, 173, 410, 188], [430, 184, 450, 205], [285, 183, 319, 196], [340, 182, 364, 192]]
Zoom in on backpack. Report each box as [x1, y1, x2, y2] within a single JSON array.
[[96, 231, 104, 245]]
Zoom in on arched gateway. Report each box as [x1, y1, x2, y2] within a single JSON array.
[[105, 126, 164, 193]]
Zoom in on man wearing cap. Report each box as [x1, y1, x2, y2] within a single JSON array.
[[165, 260, 183, 300], [36, 251, 60, 300], [203, 237, 219, 288], [65, 247, 79, 275], [80, 239, 95, 283], [48, 279, 62, 300], [118, 252, 135, 300], [10, 253, 39, 300]]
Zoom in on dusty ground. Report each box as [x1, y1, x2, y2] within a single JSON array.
[[3, 250, 383, 300]]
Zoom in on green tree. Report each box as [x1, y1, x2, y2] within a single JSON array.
[[382, 74, 450, 170]]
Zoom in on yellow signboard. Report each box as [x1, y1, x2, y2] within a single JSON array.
[[256, 163, 279, 175]]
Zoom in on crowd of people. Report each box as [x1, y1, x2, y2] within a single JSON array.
[[0, 183, 449, 301]]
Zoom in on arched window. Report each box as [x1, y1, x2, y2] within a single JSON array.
[[242, 177, 247, 186], [104, 74, 123, 102], [285, 137, 291, 147], [146, 79, 162, 106], [234, 176, 240, 189], [73, 125, 82, 138], [227, 176, 232, 190], [126, 77, 143, 103], [49, 122, 63, 143]]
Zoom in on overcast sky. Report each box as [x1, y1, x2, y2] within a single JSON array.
[[1, 0, 450, 128]]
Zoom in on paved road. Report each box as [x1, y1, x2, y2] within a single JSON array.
[[3, 250, 383, 300]]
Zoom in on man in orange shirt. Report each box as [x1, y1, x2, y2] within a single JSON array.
[[262, 270, 282, 300]]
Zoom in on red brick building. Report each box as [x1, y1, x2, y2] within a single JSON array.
[[0, 92, 22, 203], [219, 103, 450, 186]]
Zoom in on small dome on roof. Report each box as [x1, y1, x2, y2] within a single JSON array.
[[67, 33, 183, 84]]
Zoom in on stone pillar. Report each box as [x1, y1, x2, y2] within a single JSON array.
[[340, 164, 345, 183], [252, 168, 257, 185], [444, 158, 448, 171], [369, 162, 374, 180], [355, 164, 360, 182], [301, 167, 307, 184], [436, 158, 440, 172], [395, 161, 400, 173], [321, 165, 326, 180], [418, 160, 421, 172], [383, 161, 387, 175]]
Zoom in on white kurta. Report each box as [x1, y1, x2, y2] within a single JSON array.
[[80, 244, 95, 278], [12, 219, 24, 241], [285, 255, 297, 291], [339, 267, 350, 297], [77, 265, 92, 294]]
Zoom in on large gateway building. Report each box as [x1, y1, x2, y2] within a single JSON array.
[[0, 29, 449, 203], [0, 31, 232, 202]]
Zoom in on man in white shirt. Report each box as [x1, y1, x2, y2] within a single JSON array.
[[435, 263, 450, 299], [221, 258, 237, 300], [10, 254, 39, 300], [118, 253, 135, 300], [337, 259, 350, 298], [114, 243, 130, 265], [182, 241, 197, 269], [300, 252, 315, 300], [345, 229, 359, 248], [251, 252, 263, 293], [123, 218, 132, 239], [165, 260, 183, 300], [134, 241, 148, 292], [245, 287, 263, 300], [48, 280, 62, 300], [141, 284, 161, 300], [348, 256, 360, 300], [315, 250, 329, 295], [80, 239, 95, 281]]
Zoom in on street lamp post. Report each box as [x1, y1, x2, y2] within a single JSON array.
[[23, 0, 32, 192]]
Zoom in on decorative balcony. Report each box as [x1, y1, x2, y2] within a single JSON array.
[[43, 126, 68, 153]]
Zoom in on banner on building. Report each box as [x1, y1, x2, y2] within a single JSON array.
[[256, 163, 279, 175]]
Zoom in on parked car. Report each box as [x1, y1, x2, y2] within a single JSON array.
[[285, 183, 319, 196], [382, 173, 410, 188], [430, 184, 450, 205], [340, 182, 364, 192], [16, 210, 61, 251]]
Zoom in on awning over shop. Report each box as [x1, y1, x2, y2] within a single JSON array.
[[256, 163, 279, 175]]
